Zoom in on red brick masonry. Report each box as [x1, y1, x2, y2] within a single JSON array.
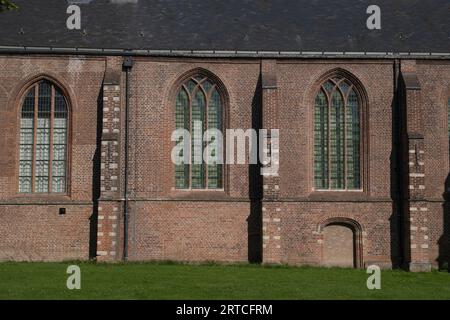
[[0, 55, 449, 271]]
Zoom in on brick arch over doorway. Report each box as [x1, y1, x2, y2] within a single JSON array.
[[318, 218, 363, 268]]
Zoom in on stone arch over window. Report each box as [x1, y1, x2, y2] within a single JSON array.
[[18, 79, 69, 194], [173, 69, 228, 190], [313, 69, 367, 190], [318, 218, 363, 268]]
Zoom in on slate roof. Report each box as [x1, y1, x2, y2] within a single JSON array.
[[0, 0, 449, 56]]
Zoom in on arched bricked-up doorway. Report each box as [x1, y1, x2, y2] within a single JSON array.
[[319, 218, 363, 268]]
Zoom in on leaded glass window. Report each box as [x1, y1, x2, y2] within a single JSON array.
[[19, 80, 68, 193], [314, 77, 361, 190], [175, 75, 223, 189]]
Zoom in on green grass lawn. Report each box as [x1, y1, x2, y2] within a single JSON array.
[[0, 262, 449, 300]]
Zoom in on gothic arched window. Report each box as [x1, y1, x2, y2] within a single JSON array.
[[19, 80, 69, 193], [175, 74, 223, 189], [314, 76, 361, 190]]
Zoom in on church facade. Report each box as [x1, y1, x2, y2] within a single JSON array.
[[0, 1, 449, 271]]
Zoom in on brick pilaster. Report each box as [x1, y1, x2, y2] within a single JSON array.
[[401, 61, 431, 272], [96, 202, 121, 260], [261, 60, 282, 264], [96, 65, 122, 262], [407, 135, 429, 271]]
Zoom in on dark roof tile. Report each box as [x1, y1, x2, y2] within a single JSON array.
[[0, 0, 449, 53]]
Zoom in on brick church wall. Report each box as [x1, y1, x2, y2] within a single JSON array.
[[415, 61, 450, 267], [0, 54, 448, 269], [123, 59, 261, 262], [0, 55, 105, 261]]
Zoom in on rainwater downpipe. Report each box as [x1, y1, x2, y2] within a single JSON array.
[[122, 56, 133, 261]]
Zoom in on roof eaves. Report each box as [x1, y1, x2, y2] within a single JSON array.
[[0, 46, 450, 59]]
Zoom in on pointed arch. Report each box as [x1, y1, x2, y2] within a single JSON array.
[[17, 78, 70, 194], [312, 69, 368, 191], [172, 69, 228, 190]]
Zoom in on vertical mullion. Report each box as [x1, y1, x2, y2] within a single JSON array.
[[189, 83, 193, 189], [65, 95, 69, 193], [343, 94, 347, 190], [204, 86, 208, 189], [327, 90, 331, 189], [218, 86, 224, 189], [357, 91, 362, 189], [32, 84, 38, 193], [321, 94, 327, 188], [185, 88, 190, 189], [49, 85, 55, 193]]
